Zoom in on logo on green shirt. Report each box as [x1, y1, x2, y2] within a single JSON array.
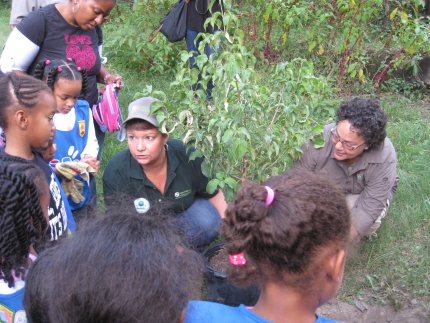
[[174, 189, 192, 199]]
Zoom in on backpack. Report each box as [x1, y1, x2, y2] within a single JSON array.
[[92, 83, 125, 141]]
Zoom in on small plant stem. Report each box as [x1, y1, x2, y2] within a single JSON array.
[[235, 75, 242, 104], [374, 48, 405, 91], [253, 16, 257, 42]]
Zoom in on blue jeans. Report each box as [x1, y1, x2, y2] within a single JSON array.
[[174, 197, 221, 248], [185, 29, 221, 101]]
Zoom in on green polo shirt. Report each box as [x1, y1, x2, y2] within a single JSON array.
[[103, 139, 218, 213]]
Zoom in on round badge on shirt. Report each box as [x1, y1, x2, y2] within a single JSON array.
[[134, 198, 150, 214]]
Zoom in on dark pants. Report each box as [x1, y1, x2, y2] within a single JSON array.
[[185, 29, 221, 101], [173, 197, 221, 248]]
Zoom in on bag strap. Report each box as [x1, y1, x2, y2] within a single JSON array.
[[195, 0, 210, 15], [148, 25, 162, 42]]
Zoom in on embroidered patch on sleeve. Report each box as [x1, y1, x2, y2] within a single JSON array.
[[78, 120, 86, 137]]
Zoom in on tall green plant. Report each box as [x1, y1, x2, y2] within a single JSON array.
[[136, 5, 332, 199]]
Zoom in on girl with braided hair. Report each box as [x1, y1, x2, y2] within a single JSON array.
[[0, 157, 50, 322], [34, 58, 99, 223], [185, 172, 351, 323], [0, 72, 73, 244]]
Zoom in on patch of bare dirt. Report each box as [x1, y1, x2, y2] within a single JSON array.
[[316, 298, 429, 323]]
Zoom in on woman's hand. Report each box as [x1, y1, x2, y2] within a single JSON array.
[[104, 73, 124, 88], [98, 65, 124, 89]]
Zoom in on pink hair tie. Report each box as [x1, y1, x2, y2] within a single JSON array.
[[67, 57, 73, 61], [77, 67, 82, 72], [229, 253, 246, 266], [57, 67, 62, 72], [265, 186, 275, 205], [45, 60, 50, 65]]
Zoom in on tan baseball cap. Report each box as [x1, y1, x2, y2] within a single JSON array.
[[122, 97, 159, 127]]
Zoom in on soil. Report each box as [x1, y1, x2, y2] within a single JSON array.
[[208, 247, 229, 272], [316, 298, 429, 323]]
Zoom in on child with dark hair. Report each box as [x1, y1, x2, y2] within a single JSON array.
[[0, 157, 49, 322], [40, 131, 56, 163], [185, 172, 351, 323], [24, 210, 204, 323], [0, 72, 72, 243], [34, 58, 100, 223]]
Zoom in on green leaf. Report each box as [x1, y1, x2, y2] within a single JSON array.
[[347, 62, 358, 73], [206, 179, 221, 194], [222, 129, 234, 143], [311, 137, 325, 148], [231, 138, 248, 160], [201, 160, 211, 178], [311, 125, 324, 134], [189, 149, 203, 161], [195, 55, 208, 70], [224, 59, 240, 79], [225, 31, 233, 44], [401, 11, 408, 22], [178, 110, 189, 124], [181, 51, 191, 62], [308, 41, 317, 52], [224, 177, 238, 190]]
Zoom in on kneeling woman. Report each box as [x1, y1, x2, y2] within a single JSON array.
[[103, 97, 227, 248]]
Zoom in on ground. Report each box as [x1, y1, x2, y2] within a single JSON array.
[[317, 298, 429, 323]]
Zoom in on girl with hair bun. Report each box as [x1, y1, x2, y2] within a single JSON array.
[[185, 172, 351, 323], [34, 58, 100, 223]]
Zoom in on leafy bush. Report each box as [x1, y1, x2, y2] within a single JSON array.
[[138, 22, 334, 199]]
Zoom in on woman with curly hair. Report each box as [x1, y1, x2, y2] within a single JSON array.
[[286, 97, 399, 239], [0, 157, 49, 322]]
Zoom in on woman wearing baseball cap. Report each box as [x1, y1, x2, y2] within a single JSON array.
[[103, 97, 227, 249]]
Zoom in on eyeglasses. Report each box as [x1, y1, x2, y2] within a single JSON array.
[[330, 126, 366, 151]]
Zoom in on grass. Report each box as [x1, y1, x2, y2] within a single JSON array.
[[0, 1, 9, 48], [0, 2, 428, 311]]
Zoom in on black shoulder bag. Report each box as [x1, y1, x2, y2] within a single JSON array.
[[148, 0, 188, 43]]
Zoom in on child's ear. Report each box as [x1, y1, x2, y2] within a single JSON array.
[[15, 110, 29, 130], [327, 249, 346, 283]]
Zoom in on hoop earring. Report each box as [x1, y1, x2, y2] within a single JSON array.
[[72, 2, 80, 14]]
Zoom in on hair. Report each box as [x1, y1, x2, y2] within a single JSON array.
[[0, 73, 52, 130], [221, 172, 350, 293], [33, 58, 88, 95], [124, 118, 158, 131], [40, 131, 56, 163], [336, 97, 388, 149], [24, 210, 204, 323], [0, 154, 48, 288]]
